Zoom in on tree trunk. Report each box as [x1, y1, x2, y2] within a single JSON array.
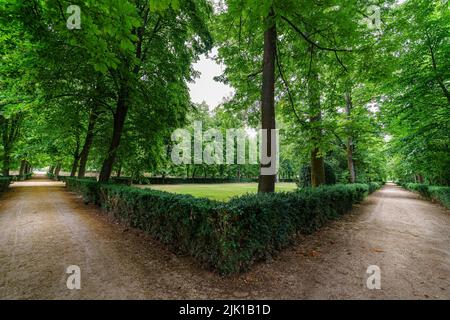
[[99, 82, 129, 182], [25, 162, 31, 174], [19, 160, 26, 176], [54, 162, 62, 178], [48, 165, 55, 175], [418, 174, 424, 184], [70, 144, 80, 177], [308, 50, 325, 188], [78, 109, 99, 178], [311, 147, 325, 187], [345, 89, 356, 183], [2, 149, 10, 177], [258, 8, 277, 193]]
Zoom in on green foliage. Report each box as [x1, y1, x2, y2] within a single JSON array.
[[66, 178, 377, 274]]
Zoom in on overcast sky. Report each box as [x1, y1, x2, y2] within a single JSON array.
[[188, 48, 234, 110]]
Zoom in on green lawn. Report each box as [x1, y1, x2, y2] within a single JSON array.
[[136, 183, 298, 201]]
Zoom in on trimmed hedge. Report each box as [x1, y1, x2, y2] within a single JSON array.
[[0, 177, 11, 192], [132, 177, 260, 185], [66, 178, 100, 204], [65, 178, 380, 274], [402, 183, 450, 210]]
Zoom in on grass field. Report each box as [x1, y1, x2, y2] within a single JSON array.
[[136, 183, 298, 201]]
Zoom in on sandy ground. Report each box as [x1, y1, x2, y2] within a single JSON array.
[[0, 177, 449, 300]]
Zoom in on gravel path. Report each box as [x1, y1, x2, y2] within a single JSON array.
[[0, 178, 449, 299]]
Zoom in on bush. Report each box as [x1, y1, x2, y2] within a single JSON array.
[[132, 177, 259, 185], [368, 182, 383, 194], [0, 177, 11, 192], [298, 163, 336, 187], [110, 177, 133, 185], [66, 177, 100, 204], [66, 178, 376, 274], [429, 187, 450, 210], [403, 183, 450, 210]]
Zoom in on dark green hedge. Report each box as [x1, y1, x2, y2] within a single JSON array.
[[0, 177, 11, 192], [66, 178, 100, 204], [402, 183, 450, 210], [132, 177, 260, 185], [66, 178, 380, 274]]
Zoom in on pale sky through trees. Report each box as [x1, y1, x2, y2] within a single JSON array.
[[188, 48, 234, 110]]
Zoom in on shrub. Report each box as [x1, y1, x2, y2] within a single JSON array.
[[132, 177, 260, 185], [66, 178, 375, 274], [368, 182, 383, 194], [403, 183, 450, 210], [110, 177, 133, 185], [66, 177, 100, 204], [0, 177, 11, 192], [429, 187, 450, 210]]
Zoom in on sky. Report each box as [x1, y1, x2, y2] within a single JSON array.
[[188, 48, 234, 110]]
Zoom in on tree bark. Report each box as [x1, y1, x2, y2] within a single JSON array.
[[54, 162, 62, 178], [98, 82, 129, 182], [258, 8, 277, 193], [308, 49, 325, 187], [78, 109, 99, 178], [2, 150, 10, 177], [19, 160, 26, 177], [311, 147, 325, 187], [70, 143, 81, 177], [345, 88, 356, 183]]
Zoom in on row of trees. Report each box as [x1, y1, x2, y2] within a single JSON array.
[[1, 0, 448, 191]]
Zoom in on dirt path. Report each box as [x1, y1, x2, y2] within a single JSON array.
[[0, 178, 449, 299]]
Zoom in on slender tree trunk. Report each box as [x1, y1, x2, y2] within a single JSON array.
[[2, 149, 10, 177], [258, 8, 277, 193], [311, 147, 325, 187], [99, 82, 129, 182], [117, 165, 122, 178], [19, 160, 26, 176], [70, 144, 80, 177], [78, 109, 99, 178], [25, 162, 30, 174], [308, 50, 325, 187], [418, 174, 424, 184], [345, 89, 356, 183], [54, 162, 61, 178], [48, 165, 55, 175]]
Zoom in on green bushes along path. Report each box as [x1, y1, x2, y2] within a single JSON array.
[[401, 183, 450, 210], [66, 178, 382, 274]]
